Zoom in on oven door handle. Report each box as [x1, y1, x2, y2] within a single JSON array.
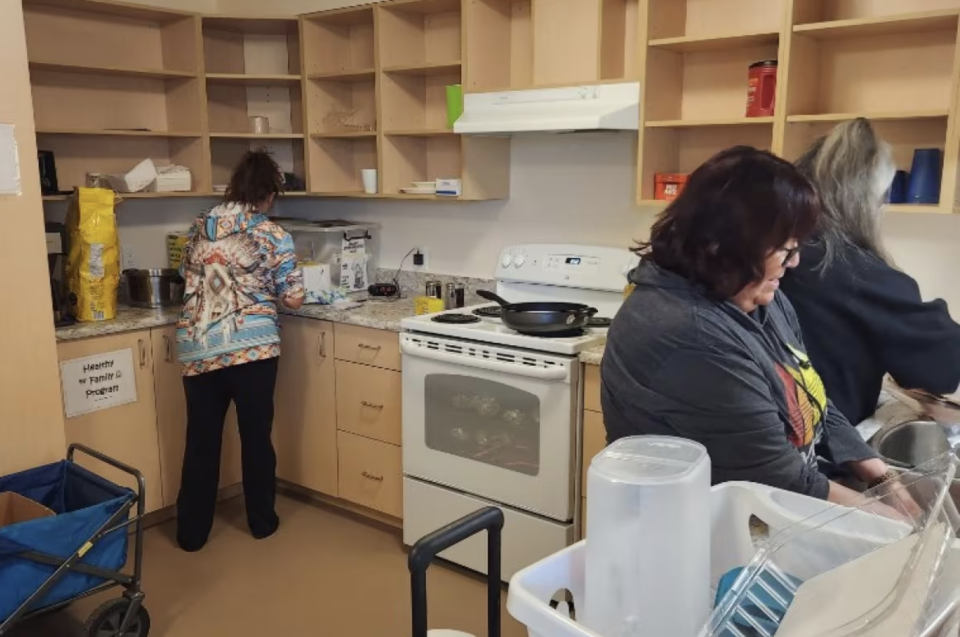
[[401, 341, 569, 381]]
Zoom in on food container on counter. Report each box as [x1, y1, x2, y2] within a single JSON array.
[[746, 59, 778, 117], [273, 219, 379, 294], [166, 231, 189, 270]]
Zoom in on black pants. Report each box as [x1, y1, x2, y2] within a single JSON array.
[[178, 357, 280, 550]]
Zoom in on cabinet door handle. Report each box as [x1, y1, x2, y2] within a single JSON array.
[[361, 471, 384, 482], [138, 339, 147, 369], [361, 400, 384, 410], [318, 331, 327, 358], [162, 334, 173, 363], [358, 343, 381, 351]]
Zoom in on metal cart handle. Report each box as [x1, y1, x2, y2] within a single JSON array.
[[409, 506, 504, 637], [67, 443, 146, 507]]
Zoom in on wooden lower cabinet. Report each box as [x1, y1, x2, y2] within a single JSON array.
[[274, 316, 338, 497], [152, 326, 242, 509], [335, 360, 402, 446], [336, 430, 403, 518], [57, 330, 165, 513]]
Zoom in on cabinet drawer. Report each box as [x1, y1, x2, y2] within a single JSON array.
[[336, 361, 402, 445], [335, 324, 401, 371], [337, 431, 402, 518], [581, 409, 607, 494], [584, 365, 601, 413]]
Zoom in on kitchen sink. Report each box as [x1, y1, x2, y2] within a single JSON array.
[[869, 420, 960, 469]]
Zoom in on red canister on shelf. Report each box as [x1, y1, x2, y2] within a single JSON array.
[[654, 173, 689, 201], [746, 60, 777, 117]]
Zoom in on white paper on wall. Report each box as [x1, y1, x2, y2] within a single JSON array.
[[0, 123, 21, 196]]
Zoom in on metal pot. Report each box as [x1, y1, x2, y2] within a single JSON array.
[[125, 268, 184, 308]]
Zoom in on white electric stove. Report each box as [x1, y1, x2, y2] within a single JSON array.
[[400, 244, 637, 580]]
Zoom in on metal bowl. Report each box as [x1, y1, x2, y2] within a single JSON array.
[[869, 419, 960, 469]]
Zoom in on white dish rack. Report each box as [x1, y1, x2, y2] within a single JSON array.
[[508, 475, 960, 637]]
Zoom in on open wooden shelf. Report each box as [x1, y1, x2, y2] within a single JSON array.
[[202, 16, 300, 76], [464, 0, 533, 91], [36, 132, 207, 194], [305, 76, 376, 135], [23, 0, 199, 75], [35, 129, 202, 137], [301, 7, 375, 78], [647, 0, 786, 40], [209, 133, 305, 139], [206, 82, 304, 136], [307, 136, 378, 194], [600, 0, 640, 79], [793, 1, 960, 27], [211, 136, 305, 191], [28, 61, 196, 79], [794, 9, 960, 39], [381, 70, 461, 132], [648, 31, 779, 53], [379, 0, 462, 70]]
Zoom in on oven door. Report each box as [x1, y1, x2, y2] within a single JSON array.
[[400, 333, 578, 521]]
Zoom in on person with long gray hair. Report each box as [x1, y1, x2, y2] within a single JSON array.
[[780, 118, 960, 427]]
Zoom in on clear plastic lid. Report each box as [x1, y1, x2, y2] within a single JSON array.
[[589, 435, 709, 483]]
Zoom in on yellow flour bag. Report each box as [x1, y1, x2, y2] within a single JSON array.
[[66, 188, 119, 322]]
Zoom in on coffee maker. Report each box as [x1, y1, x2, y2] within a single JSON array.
[[45, 222, 73, 327]]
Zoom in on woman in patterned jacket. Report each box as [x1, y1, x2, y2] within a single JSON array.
[[176, 150, 304, 552]]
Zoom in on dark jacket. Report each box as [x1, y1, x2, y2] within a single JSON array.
[[601, 261, 876, 499], [781, 240, 960, 426]]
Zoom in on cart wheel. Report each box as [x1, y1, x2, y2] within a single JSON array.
[[84, 598, 150, 637]]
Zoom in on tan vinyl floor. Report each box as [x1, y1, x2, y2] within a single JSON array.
[[10, 494, 529, 637]]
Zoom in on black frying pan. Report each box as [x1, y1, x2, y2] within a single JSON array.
[[477, 290, 598, 335]]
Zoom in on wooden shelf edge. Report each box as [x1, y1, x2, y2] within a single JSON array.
[[35, 129, 203, 138], [384, 129, 456, 137], [645, 117, 774, 128], [794, 9, 960, 39], [306, 68, 376, 82], [884, 203, 952, 214], [648, 30, 779, 52], [23, 0, 195, 22], [206, 73, 301, 83], [310, 131, 377, 139], [209, 133, 305, 139], [29, 60, 196, 79], [787, 111, 950, 123], [382, 61, 462, 76]]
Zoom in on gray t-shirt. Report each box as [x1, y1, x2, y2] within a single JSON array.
[[601, 261, 876, 499]]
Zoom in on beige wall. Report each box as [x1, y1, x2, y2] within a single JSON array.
[[0, 1, 67, 474]]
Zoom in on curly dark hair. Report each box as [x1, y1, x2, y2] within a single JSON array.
[[637, 146, 820, 300], [224, 149, 284, 208]]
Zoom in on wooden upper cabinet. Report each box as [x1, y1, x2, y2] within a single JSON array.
[[56, 330, 164, 513], [274, 316, 338, 496]]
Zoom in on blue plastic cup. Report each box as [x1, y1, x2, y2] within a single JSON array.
[[888, 170, 909, 204], [907, 149, 942, 204]]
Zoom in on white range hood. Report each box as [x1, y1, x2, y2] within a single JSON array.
[[453, 82, 640, 135]]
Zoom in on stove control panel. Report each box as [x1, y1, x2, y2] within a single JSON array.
[[495, 244, 638, 292]]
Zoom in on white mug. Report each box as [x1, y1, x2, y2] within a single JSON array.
[[360, 169, 378, 194]]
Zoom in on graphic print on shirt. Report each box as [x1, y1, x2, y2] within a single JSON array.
[[774, 344, 827, 453]]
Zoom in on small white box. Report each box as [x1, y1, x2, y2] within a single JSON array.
[[154, 165, 192, 192], [302, 262, 333, 303], [436, 178, 462, 197], [106, 158, 158, 193]]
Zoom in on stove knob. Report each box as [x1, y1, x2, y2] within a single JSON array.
[[501, 253, 513, 268], [514, 254, 526, 267]]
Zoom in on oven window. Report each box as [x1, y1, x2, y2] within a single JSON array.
[[425, 374, 541, 476]]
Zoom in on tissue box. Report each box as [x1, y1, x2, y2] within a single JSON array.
[[106, 158, 158, 193], [154, 165, 192, 192], [436, 178, 462, 197]]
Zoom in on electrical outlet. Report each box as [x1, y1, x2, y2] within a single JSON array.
[[121, 245, 136, 271], [413, 247, 428, 270]]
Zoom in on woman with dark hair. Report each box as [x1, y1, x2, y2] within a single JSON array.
[[602, 146, 890, 504], [175, 150, 304, 552], [781, 119, 960, 426]]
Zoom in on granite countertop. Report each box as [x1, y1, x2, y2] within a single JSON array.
[[580, 344, 605, 366], [55, 295, 425, 342]]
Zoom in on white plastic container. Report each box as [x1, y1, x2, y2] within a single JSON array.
[[583, 436, 711, 637]]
